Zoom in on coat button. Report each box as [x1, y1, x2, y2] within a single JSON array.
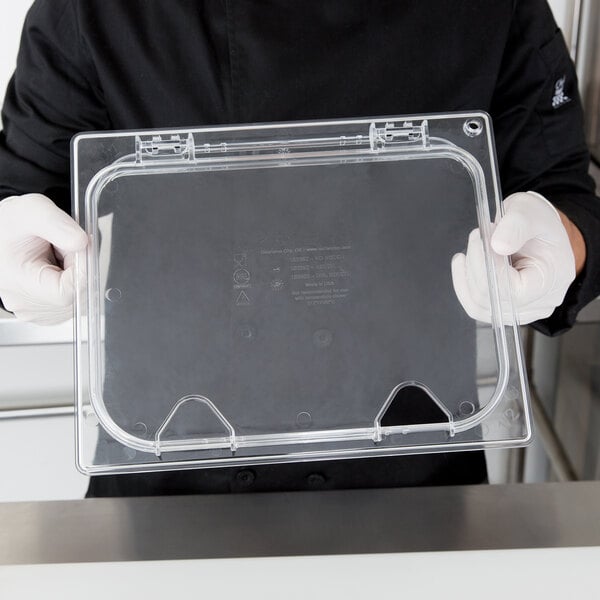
[[236, 469, 256, 487], [306, 473, 326, 487]]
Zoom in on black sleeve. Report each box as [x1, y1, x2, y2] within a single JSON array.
[[0, 0, 110, 213], [491, 0, 600, 335]]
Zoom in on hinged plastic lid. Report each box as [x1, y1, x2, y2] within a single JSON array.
[[73, 113, 531, 475]]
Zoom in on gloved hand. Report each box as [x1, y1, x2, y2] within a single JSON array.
[[0, 193, 88, 325], [451, 191, 577, 325]]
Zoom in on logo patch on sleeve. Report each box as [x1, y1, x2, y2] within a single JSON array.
[[552, 75, 571, 109]]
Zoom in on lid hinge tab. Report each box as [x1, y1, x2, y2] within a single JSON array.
[[135, 133, 196, 163], [369, 120, 430, 151]]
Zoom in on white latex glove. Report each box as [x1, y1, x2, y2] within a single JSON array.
[[0, 193, 88, 325], [451, 191, 576, 325]]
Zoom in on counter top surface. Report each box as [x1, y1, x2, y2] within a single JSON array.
[[1, 481, 599, 565]]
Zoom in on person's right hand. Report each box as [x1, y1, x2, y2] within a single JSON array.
[[0, 193, 88, 325]]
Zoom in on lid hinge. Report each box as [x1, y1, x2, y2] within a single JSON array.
[[135, 133, 196, 163], [369, 120, 429, 151]]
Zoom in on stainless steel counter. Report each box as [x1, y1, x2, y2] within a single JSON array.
[[1, 482, 599, 565]]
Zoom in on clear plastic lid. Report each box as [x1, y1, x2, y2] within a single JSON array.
[[72, 114, 531, 475]]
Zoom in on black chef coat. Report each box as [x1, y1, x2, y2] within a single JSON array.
[[1, 0, 599, 496]]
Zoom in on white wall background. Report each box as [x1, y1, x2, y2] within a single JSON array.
[[548, 0, 579, 54], [0, 1, 580, 502]]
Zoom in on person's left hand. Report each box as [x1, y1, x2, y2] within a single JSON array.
[[451, 191, 582, 325]]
